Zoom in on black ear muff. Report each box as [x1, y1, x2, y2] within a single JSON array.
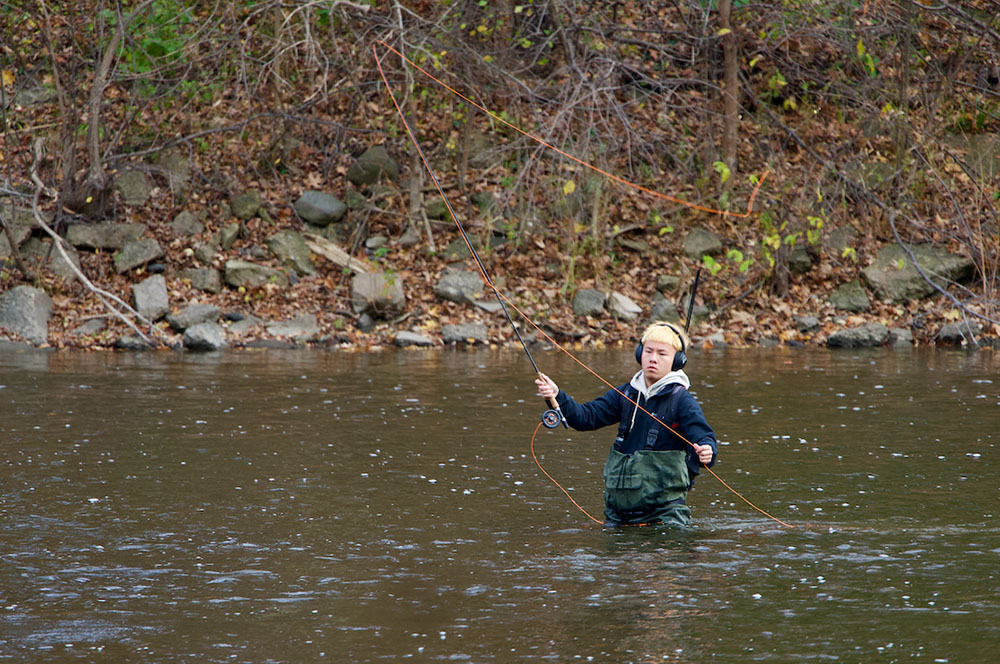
[[671, 348, 687, 372], [637, 322, 688, 371]]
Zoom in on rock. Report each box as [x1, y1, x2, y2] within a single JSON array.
[[365, 235, 388, 251], [607, 291, 642, 321], [194, 244, 218, 264], [66, 222, 145, 250], [825, 226, 857, 253], [398, 225, 421, 247], [69, 319, 105, 338], [183, 322, 227, 351], [936, 320, 982, 346], [227, 314, 264, 337], [0, 285, 52, 345], [889, 327, 913, 347], [19, 238, 81, 280], [10, 85, 58, 107], [434, 268, 484, 304], [0, 207, 37, 257], [826, 323, 889, 348], [160, 149, 191, 192], [442, 322, 489, 345], [794, 315, 821, 332], [395, 330, 434, 347], [224, 260, 289, 288], [167, 302, 220, 331], [346, 145, 399, 186], [682, 228, 723, 260], [231, 190, 263, 220], [351, 271, 405, 317], [170, 210, 204, 236], [648, 292, 681, 323], [572, 289, 606, 317], [132, 275, 169, 321], [266, 230, 316, 276], [266, 313, 320, 340], [293, 191, 347, 225], [356, 312, 376, 332], [220, 222, 241, 250], [115, 238, 165, 273], [862, 244, 975, 302], [470, 190, 496, 212], [116, 170, 154, 206], [115, 335, 152, 351], [179, 267, 223, 294], [706, 331, 728, 347], [789, 245, 813, 274], [425, 197, 449, 220], [345, 188, 366, 210], [828, 279, 870, 312], [616, 237, 650, 254], [656, 275, 681, 293]]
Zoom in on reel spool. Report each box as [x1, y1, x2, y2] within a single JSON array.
[[541, 409, 562, 429]]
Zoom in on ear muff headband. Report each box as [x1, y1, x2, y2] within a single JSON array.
[[635, 322, 688, 371]]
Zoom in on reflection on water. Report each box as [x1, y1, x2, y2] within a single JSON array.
[[1, 346, 997, 662]]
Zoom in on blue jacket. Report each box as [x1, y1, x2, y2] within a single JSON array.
[[555, 381, 717, 486]]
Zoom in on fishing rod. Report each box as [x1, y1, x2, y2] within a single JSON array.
[[684, 267, 702, 334], [373, 44, 567, 430]]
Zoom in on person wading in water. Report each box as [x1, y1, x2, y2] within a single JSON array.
[[534, 322, 717, 526]]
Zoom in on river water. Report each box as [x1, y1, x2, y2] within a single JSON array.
[[1, 345, 997, 662]]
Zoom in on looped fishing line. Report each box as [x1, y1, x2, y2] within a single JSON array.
[[373, 40, 795, 530]]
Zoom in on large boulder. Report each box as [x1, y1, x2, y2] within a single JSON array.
[[442, 322, 489, 345], [231, 190, 263, 220], [224, 260, 288, 288], [116, 170, 154, 206], [132, 275, 169, 321], [434, 268, 484, 304], [115, 238, 164, 273], [648, 291, 681, 323], [0, 207, 38, 257], [183, 322, 227, 351], [828, 279, 870, 312], [862, 244, 974, 302], [351, 271, 405, 317], [266, 314, 320, 341], [66, 222, 145, 250], [682, 228, 723, 260], [179, 267, 223, 294], [19, 238, 81, 280], [395, 330, 434, 347], [572, 289, 606, 317], [827, 323, 889, 348], [170, 210, 204, 237], [266, 230, 316, 276], [293, 191, 347, 225], [167, 303, 220, 331], [346, 145, 399, 186], [0, 285, 52, 345], [607, 291, 642, 321]]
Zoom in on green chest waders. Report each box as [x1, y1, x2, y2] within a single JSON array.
[[603, 448, 691, 526]]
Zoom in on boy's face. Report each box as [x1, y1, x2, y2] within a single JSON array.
[[641, 339, 677, 385]]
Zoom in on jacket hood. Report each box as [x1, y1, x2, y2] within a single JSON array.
[[629, 369, 690, 400]]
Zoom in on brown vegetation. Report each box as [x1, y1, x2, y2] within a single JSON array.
[[1, 0, 998, 350]]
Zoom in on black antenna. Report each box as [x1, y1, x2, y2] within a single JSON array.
[[684, 267, 702, 334]]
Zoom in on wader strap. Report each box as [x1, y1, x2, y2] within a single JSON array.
[[613, 386, 638, 452]]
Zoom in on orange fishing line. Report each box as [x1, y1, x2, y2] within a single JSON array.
[[374, 41, 794, 530]]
